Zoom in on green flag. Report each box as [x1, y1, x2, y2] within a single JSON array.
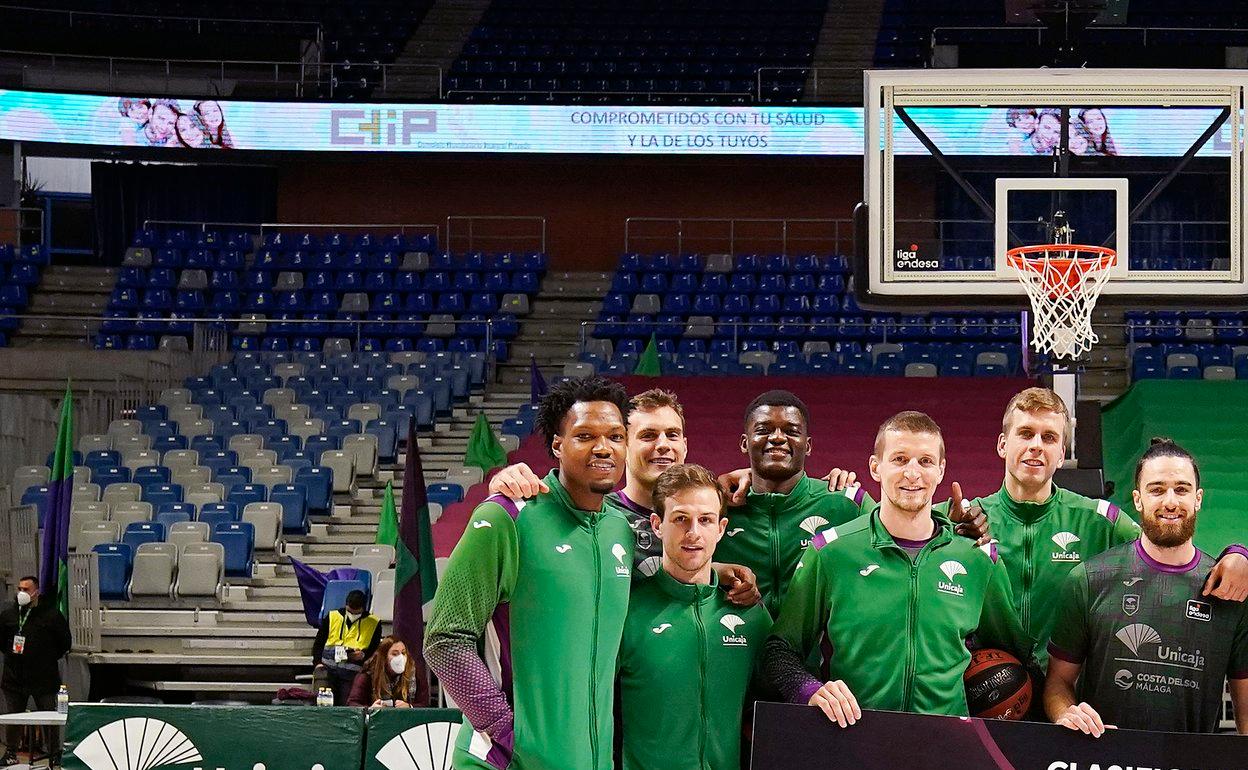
[[634, 333, 662, 376], [464, 411, 508, 472], [376, 481, 398, 547], [42, 386, 74, 617]]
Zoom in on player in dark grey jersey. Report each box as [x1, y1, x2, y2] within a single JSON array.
[[1044, 438, 1248, 735]]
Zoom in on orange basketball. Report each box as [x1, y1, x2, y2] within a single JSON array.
[[964, 648, 1032, 720]]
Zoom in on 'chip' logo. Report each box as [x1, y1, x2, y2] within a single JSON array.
[[331, 109, 437, 145]]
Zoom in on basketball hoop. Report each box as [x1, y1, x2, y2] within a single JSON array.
[[1005, 244, 1116, 360]]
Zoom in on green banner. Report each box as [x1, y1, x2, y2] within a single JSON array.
[[64, 705, 366, 770], [363, 708, 462, 770], [1102, 380, 1246, 553]]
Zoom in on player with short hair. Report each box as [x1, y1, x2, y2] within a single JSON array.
[[817, 386, 1248, 665], [765, 411, 1035, 723], [1045, 438, 1248, 735], [616, 463, 771, 770], [487, 387, 760, 605], [424, 376, 635, 770], [712, 390, 875, 614]]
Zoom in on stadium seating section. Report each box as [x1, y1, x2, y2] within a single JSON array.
[[10, 348, 479, 601], [0, 244, 49, 348], [882, 0, 1248, 69], [589, 251, 1024, 377], [447, 0, 824, 103], [97, 226, 544, 355], [1127, 311, 1248, 381], [0, 1, 432, 96]]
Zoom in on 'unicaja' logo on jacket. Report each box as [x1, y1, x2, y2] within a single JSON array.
[[798, 516, 828, 547], [1050, 531, 1081, 562], [612, 543, 629, 576], [720, 614, 748, 647], [937, 560, 967, 596]]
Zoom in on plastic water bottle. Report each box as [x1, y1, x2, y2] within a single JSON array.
[[57, 685, 69, 714], [316, 687, 333, 707]]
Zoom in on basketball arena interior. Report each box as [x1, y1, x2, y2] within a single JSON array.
[[0, 1, 1246, 769]]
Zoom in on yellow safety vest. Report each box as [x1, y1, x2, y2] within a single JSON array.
[[326, 610, 379, 650]]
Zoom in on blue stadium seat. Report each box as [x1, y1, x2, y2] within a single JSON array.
[[270, 484, 309, 535], [228, 484, 267, 508], [143, 483, 182, 506], [198, 502, 240, 529], [427, 482, 464, 508], [215, 466, 252, 492], [212, 522, 255, 577], [294, 467, 333, 516], [133, 466, 171, 486], [122, 521, 165, 551], [320, 578, 369, 620], [93, 543, 133, 600]]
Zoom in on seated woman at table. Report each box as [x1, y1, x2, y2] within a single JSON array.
[[347, 636, 428, 708]]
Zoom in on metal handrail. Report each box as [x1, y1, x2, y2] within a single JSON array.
[[929, 24, 1248, 49], [0, 49, 443, 99], [444, 89, 754, 103], [0, 3, 323, 41], [623, 216, 853, 256], [141, 220, 443, 242], [445, 216, 547, 254]]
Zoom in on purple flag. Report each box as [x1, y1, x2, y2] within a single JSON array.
[[529, 355, 548, 404], [289, 556, 364, 627], [393, 416, 435, 705], [40, 387, 73, 615]]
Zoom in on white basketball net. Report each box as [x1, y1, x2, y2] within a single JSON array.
[[1007, 247, 1115, 360]]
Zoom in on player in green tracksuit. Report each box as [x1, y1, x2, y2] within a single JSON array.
[[713, 391, 875, 615], [616, 464, 771, 770], [424, 377, 635, 770], [1045, 438, 1248, 735], [824, 387, 1247, 668], [765, 412, 1036, 723]]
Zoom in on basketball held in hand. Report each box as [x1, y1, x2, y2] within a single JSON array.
[[964, 648, 1032, 720]]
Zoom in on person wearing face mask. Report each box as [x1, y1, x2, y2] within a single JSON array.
[[311, 590, 380, 705], [347, 637, 427, 708], [0, 576, 71, 766]]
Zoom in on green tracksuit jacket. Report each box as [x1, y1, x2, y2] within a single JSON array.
[[617, 569, 772, 770], [969, 485, 1139, 665], [715, 474, 873, 615], [765, 508, 1037, 716], [424, 472, 635, 770]]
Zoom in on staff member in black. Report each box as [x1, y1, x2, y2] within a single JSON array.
[[0, 576, 71, 765]]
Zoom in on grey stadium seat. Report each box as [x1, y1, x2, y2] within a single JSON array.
[[123, 247, 152, 267], [905, 363, 938, 377], [71, 501, 109, 522], [319, 451, 356, 493], [401, 251, 429, 271], [237, 314, 267, 335], [240, 452, 279, 474], [290, 419, 325, 442], [498, 434, 520, 454], [130, 543, 177, 598], [114, 434, 153, 453], [704, 253, 732, 273], [1185, 318, 1215, 340], [371, 573, 395, 623], [263, 388, 296, 408], [102, 483, 142, 505], [1204, 365, 1235, 380], [77, 521, 120, 552], [162, 450, 199, 474], [340, 293, 370, 313], [975, 351, 1010, 369], [185, 483, 225, 508], [158, 388, 192, 407], [562, 362, 596, 378], [352, 544, 395, 580], [387, 375, 419, 395], [181, 420, 214, 441], [252, 466, 292, 488], [273, 362, 305, 382], [738, 350, 775, 370], [500, 293, 530, 315], [425, 314, 456, 337], [631, 294, 660, 314], [274, 404, 310, 422], [242, 503, 282, 551], [346, 403, 382, 424], [870, 342, 903, 364], [73, 482, 101, 503], [13, 465, 49, 492], [340, 435, 378, 477], [107, 419, 142, 438], [168, 521, 210, 550], [178, 269, 208, 290], [683, 316, 713, 339], [1166, 352, 1199, 370], [172, 466, 211, 488], [78, 434, 112, 454], [274, 271, 304, 291], [175, 542, 224, 598], [802, 341, 831, 358], [388, 351, 425, 367], [323, 338, 352, 354], [228, 434, 265, 454], [110, 501, 153, 529], [122, 449, 161, 471], [444, 466, 484, 488]]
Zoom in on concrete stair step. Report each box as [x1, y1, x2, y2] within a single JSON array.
[[26, 293, 108, 313], [88, 652, 309, 666]]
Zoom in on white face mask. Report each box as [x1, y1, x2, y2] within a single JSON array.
[[345, 611, 362, 623], [388, 654, 407, 675], [16, 591, 31, 607]]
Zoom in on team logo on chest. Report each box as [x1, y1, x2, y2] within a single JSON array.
[[1050, 531, 1082, 562], [798, 516, 828, 548], [937, 560, 967, 596], [1122, 594, 1139, 616], [611, 543, 630, 577], [720, 614, 748, 647]]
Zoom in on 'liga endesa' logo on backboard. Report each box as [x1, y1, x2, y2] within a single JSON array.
[[894, 243, 940, 270]]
